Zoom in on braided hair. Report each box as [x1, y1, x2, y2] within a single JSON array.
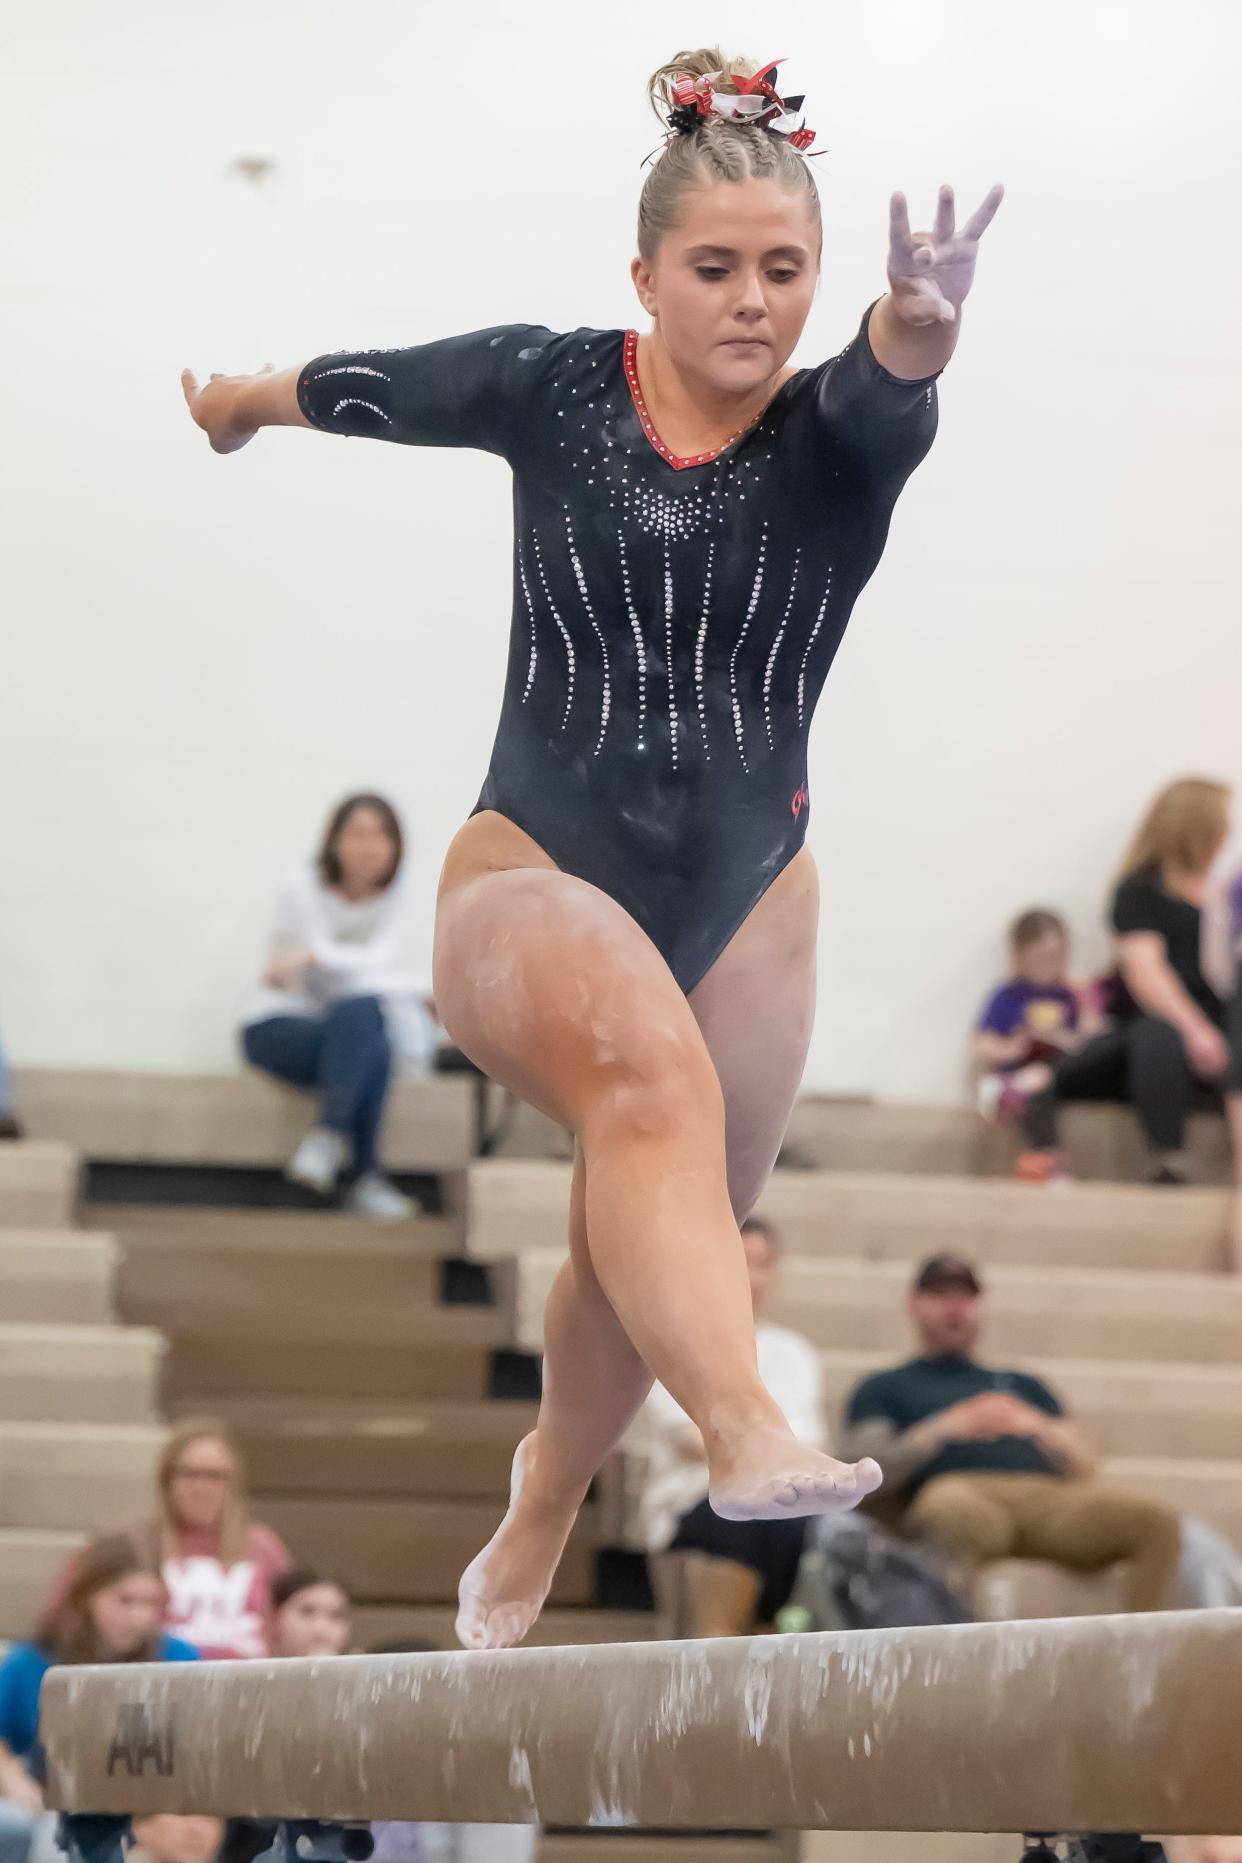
[[638, 48, 822, 262]]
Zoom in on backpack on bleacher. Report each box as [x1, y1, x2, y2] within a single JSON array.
[[783, 1513, 973, 1633]]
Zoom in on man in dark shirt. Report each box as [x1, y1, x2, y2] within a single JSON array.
[[839, 1254, 1179, 1611]]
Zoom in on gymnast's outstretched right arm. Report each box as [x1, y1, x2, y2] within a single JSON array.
[[182, 325, 557, 460], [181, 364, 308, 454]]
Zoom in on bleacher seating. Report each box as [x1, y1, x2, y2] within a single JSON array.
[[782, 1095, 1233, 1184], [0, 1141, 166, 1636], [11, 1067, 1235, 1184], [85, 1197, 647, 1641], [466, 1157, 1242, 1605], [2, 1071, 1237, 1863], [14, 1068, 477, 1172]]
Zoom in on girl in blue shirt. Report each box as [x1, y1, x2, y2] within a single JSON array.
[[0, 1535, 200, 1863]]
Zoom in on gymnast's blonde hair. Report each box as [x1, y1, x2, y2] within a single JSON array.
[[639, 48, 823, 263]]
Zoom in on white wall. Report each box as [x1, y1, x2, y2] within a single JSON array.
[[3, 0, 1239, 1096]]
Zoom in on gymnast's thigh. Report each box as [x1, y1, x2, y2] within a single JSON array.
[[688, 845, 820, 1219], [433, 810, 724, 1137]]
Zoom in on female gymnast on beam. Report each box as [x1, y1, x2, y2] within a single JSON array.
[[183, 47, 1003, 1651]]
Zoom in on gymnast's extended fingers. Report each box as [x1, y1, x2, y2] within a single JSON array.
[[933, 184, 955, 244], [180, 367, 200, 406], [888, 190, 913, 256], [962, 182, 1006, 242]]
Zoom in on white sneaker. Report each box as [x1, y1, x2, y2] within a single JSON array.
[[345, 1171, 420, 1221], [286, 1126, 350, 1195]]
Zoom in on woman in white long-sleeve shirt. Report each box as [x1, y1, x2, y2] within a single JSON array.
[[241, 793, 434, 1219]]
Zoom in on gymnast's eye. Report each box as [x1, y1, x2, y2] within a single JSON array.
[[696, 266, 730, 281], [769, 269, 799, 284]]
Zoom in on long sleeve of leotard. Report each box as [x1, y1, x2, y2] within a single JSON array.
[[296, 323, 557, 459], [811, 299, 941, 503]]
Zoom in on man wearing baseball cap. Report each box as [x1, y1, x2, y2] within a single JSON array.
[[837, 1253, 1179, 1611]]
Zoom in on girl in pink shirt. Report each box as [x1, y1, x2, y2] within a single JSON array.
[[146, 1419, 292, 1659]]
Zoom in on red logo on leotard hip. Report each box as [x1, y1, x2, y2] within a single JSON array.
[[790, 782, 810, 819]]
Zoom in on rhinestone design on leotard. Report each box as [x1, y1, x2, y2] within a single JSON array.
[[566, 515, 611, 757], [616, 530, 648, 753], [663, 547, 678, 769], [331, 398, 390, 424], [729, 524, 769, 774], [694, 539, 717, 762], [797, 571, 834, 726], [531, 529, 575, 730], [311, 365, 391, 382], [517, 541, 538, 704], [763, 551, 802, 751]]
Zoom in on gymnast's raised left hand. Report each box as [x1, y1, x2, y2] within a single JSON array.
[[887, 182, 1005, 327]]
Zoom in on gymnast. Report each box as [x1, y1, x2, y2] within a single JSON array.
[[182, 46, 1003, 1651]]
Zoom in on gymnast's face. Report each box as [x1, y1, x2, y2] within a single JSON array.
[[631, 176, 820, 396], [272, 1583, 352, 1659], [910, 1288, 982, 1358]]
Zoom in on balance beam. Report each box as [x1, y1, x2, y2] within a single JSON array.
[[42, 1611, 1242, 1834]]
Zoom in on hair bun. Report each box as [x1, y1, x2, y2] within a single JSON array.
[[646, 47, 758, 122]]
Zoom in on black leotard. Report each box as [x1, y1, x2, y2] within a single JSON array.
[[298, 304, 937, 992]]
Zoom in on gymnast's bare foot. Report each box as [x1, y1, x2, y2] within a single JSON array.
[[455, 1435, 583, 1651], [707, 1421, 883, 1521]]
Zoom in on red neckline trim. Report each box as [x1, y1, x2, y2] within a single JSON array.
[[623, 329, 753, 472]]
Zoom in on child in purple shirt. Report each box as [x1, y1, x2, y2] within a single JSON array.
[[975, 909, 1098, 1121]]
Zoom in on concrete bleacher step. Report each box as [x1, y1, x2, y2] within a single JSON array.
[[0, 1422, 165, 1528], [506, 1247, 1242, 1366], [754, 1172, 1229, 1274], [1103, 1455, 1242, 1543], [0, 1527, 89, 1639], [763, 1259, 1242, 1365], [0, 1231, 117, 1323], [201, 1397, 536, 1500], [16, 1068, 477, 1172], [477, 1081, 1233, 1188], [91, 1202, 465, 1262], [115, 1218, 489, 1350], [108, 1204, 502, 1407], [799, 1839, 1014, 1863], [0, 1323, 163, 1422], [167, 1334, 495, 1406], [350, 1602, 654, 1651], [816, 1350, 1242, 1461], [781, 1094, 1233, 1183], [253, 1495, 597, 1605], [538, 1840, 791, 1863], [468, 1160, 1230, 1275], [0, 1143, 80, 1229]]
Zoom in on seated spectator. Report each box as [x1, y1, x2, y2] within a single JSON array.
[[0, 1534, 213, 1863], [242, 792, 435, 1220], [269, 1570, 352, 1658], [839, 1254, 1180, 1611], [975, 908, 1101, 1124], [0, 1029, 21, 1140], [146, 1419, 292, 1658], [634, 1216, 825, 1638], [1201, 852, 1242, 1267], [1019, 777, 1233, 1185]]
